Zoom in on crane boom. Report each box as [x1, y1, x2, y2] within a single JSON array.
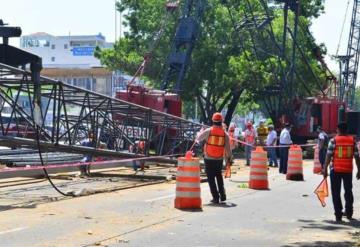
[[161, 0, 206, 93], [339, 0, 360, 109]]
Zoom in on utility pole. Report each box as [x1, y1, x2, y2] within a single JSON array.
[[115, 0, 118, 41]]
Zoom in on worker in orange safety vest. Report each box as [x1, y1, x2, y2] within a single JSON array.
[[323, 122, 360, 222], [197, 112, 232, 204], [244, 121, 257, 166]]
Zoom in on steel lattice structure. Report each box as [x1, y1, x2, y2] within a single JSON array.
[[339, 0, 360, 109], [0, 63, 202, 159]]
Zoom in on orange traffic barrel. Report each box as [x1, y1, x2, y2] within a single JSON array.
[[286, 145, 304, 181], [249, 146, 269, 190], [313, 145, 322, 174], [174, 152, 202, 209]]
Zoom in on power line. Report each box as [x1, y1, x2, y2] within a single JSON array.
[[336, 0, 351, 56]]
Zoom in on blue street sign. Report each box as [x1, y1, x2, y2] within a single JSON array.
[[72, 47, 96, 56]]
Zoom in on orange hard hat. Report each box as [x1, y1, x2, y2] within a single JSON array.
[[246, 121, 252, 127], [212, 112, 223, 122]]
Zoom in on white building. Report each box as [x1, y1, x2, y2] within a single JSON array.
[[18, 32, 126, 96], [20, 32, 113, 68]]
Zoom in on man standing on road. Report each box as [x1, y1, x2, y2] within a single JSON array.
[[266, 125, 278, 167], [228, 125, 238, 152], [197, 112, 232, 204], [317, 126, 328, 169], [279, 123, 292, 174], [323, 122, 360, 222], [80, 132, 96, 177], [257, 120, 268, 146], [244, 122, 257, 166]]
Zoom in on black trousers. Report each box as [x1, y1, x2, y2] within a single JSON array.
[[330, 171, 353, 217], [319, 148, 327, 168], [279, 145, 289, 174], [204, 159, 225, 200]]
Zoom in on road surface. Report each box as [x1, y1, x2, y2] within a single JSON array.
[[0, 160, 358, 247]]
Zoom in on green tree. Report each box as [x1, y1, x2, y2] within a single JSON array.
[[96, 0, 326, 126]]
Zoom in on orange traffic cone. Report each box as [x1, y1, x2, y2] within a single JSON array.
[[249, 146, 269, 190], [174, 152, 202, 209], [286, 145, 304, 181], [313, 145, 322, 174]]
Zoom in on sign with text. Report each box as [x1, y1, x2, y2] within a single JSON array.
[[72, 47, 96, 56]]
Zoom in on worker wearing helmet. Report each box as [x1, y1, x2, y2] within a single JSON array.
[[197, 112, 232, 204], [244, 121, 257, 166], [257, 120, 268, 146], [323, 122, 360, 222]]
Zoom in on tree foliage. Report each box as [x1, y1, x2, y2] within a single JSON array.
[[96, 0, 326, 125]]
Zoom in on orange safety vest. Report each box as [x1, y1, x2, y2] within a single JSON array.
[[333, 135, 354, 173], [245, 129, 255, 144], [205, 126, 225, 159]]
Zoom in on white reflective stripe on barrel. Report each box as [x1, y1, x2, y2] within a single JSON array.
[[288, 158, 302, 162], [251, 160, 267, 165], [250, 175, 268, 180], [251, 168, 267, 173], [176, 182, 200, 188], [176, 171, 200, 177], [177, 160, 200, 167], [176, 191, 201, 198], [252, 153, 267, 158]]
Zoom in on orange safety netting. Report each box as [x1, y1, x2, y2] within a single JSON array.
[[314, 178, 329, 207]]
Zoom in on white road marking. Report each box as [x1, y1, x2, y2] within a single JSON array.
[[145, 187, 209, 202], [0, 227, 28, 235], [145, 194, 175, 202]]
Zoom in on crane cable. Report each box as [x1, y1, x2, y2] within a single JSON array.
[[336, 0, 351, 56]]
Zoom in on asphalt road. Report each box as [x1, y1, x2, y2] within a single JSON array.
[[0, 161, 358, 247]]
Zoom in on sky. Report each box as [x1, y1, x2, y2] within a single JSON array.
[[311, 0, 351, 71], [0, 0, 351, 71], [0, 0, 120, 45]]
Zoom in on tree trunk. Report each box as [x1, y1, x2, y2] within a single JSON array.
[[224, 89, 243, 126]]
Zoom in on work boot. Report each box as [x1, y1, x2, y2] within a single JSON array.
[[210, 198, 219, 204], [220, 194, 227, 202], [346, 212, 353, 220], [335, 215, 343, 222]]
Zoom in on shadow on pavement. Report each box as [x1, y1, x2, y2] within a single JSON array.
[[298, 218, 360, 231], [205, 202, 237, 208], [282, 240, 354, 247], [283, 218, 360, 247], [176, 208, 203, 213], [0, 202, 37, 212]]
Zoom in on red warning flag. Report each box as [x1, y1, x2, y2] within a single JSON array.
[[314, 178, 329, 207], [224, 161, 231, 178]]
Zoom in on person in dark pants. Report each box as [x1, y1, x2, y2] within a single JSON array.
[[197, 112, 232, 204], [279, 123, 292, 174], [266, 125, 278, 167], [317, 126, 328, 168], [80, 132, 96, 177], [323, 122, 360, 222]]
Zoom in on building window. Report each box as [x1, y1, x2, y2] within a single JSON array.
[[51, 57, 55, 62], [86, 78, 92, 90], [51, 44, 56, 49], [64, 44, 68, 49]]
